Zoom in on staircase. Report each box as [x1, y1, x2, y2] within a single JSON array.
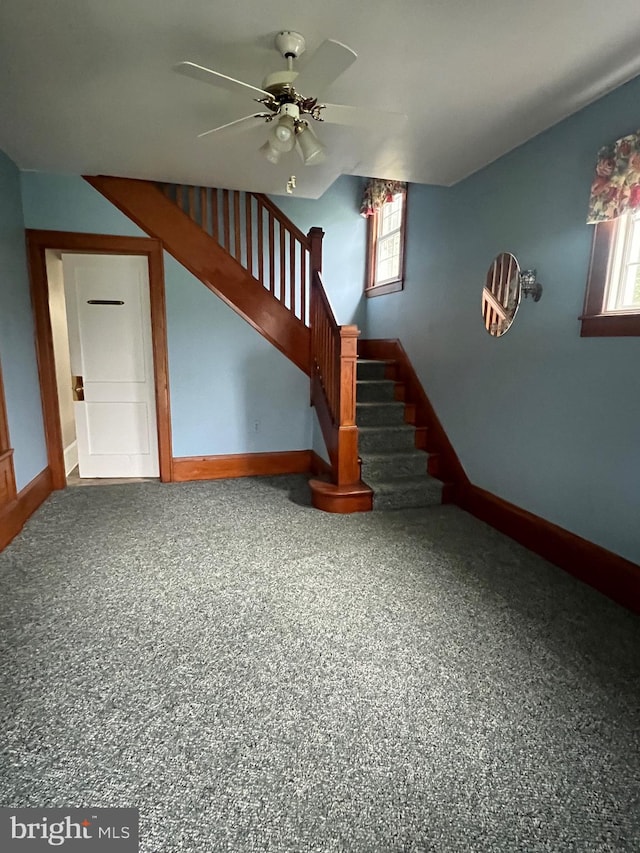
[[84, 174, 373, 511], [83, 176, 464, 513], [356, 359, 445, 510]]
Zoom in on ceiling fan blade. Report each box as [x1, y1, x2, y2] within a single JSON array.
[[197, 113, 269, 138], [294, 39, 357, 94], [174, 61, 271, 99], [319, 102, 408, 129]]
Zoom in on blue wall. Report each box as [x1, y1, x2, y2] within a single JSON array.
[[366, 75, 640, 564], [270, 175, 368, 328], [20, 173, 312, 457], [164, 256, 310, 456], [0, 153, 47, 490]]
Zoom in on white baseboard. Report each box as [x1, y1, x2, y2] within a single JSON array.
[[64, 440, 78, 476]]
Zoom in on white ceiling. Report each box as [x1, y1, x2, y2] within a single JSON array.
[[2, 0, 640, 199]]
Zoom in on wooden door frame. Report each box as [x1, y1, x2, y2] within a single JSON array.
[[26, 230, 173, 489], [0, 354, 17, 505], [0, 356, 11, 455]]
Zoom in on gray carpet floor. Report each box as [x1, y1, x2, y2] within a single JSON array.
[[0, 475, 639, 852]]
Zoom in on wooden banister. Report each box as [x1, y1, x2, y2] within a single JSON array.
[[254, 194, 310, 247], [159, 183, 315, 326]]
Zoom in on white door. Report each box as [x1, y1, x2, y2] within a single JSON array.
[[62, 253, 159, 478]]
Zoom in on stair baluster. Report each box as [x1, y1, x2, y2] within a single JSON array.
[[164, 183, 316, 326]]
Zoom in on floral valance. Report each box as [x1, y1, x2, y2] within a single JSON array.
[[360, 179, 407, 218], [587, 130, 640, 223]]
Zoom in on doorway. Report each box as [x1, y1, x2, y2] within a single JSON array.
[[27, 231, 172, 489]]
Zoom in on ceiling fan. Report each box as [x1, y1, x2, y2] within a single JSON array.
[[174, 30, 406, 166]]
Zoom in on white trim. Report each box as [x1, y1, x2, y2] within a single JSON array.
[[64, 440, 78, 476]]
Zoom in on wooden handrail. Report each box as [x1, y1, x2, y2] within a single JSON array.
[[251, 193, 310, 247]]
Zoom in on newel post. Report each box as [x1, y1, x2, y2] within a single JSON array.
[[336, 324, 361, 485], [338, 326, 360, 427], [308, 227, 324, 277]]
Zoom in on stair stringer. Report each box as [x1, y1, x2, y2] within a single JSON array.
[[84, 175, 310, 375]]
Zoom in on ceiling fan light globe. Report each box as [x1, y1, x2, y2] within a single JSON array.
[[274, 115, 295, 143], [275, 126, 292, 142], [296, 125, 327, 165], [260, 140, 281, 164], [301, 144, 326, 165], [270, 132, 296, 153], [270, 115, 296, 152]]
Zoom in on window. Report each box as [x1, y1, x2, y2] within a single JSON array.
[[605, 211, 640, 310], [582, 211, 640, 336], [365, 189, 407, 296]]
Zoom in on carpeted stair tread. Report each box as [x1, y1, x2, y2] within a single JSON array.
[[355, 379, 396, 402], [363, 474, 443, 510], [364, 473, 442, 493], [356, 401, 404, 410], [356, 400, 406, 426], [359, 449, 427, 480], [358, 423, 416, 453], [356, 359, 390, 380]]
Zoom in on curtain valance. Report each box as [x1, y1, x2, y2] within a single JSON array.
[[587, 130, 640, 223], [360, 179, 407, 218]]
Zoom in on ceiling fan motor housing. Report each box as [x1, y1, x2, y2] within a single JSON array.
[[262, 69, 299, 96]]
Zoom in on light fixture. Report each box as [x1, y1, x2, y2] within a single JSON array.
[[520, 269, 543, 301], [270, 115, 296, 152], [259, 103, 326, 167], [295, 122, 326, 165], [260, 139, 281, 164]]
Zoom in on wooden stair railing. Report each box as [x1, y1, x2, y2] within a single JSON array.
[[85, 175, 368, 511], [161, 183, 310, 328]]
